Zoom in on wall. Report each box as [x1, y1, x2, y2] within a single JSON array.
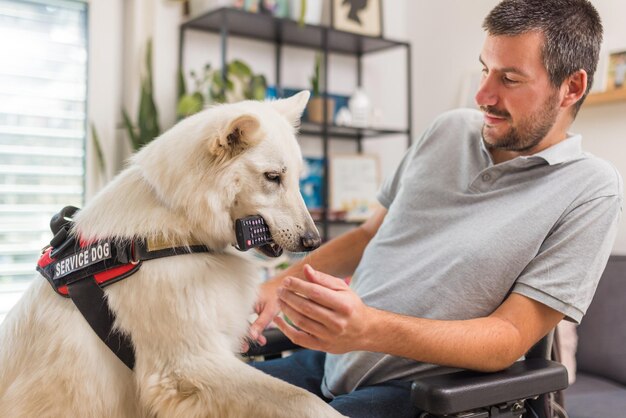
[[406, 0, 626, 253], [86, 0, 124, 198], [573, 1, 626, 253]]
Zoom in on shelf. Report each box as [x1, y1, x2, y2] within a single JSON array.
[[585, 88, 626, 106], [299, 122, 408, 139], [180, 7, 411, 240], [182, 7, 409, 55]]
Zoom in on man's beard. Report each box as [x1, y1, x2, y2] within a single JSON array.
[[481, 91, 560, 153]]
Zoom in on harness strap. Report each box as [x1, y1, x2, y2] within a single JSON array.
[[37, 238, 211, 370], [37, 206, 213, 371], [67, 276, 136, 369]]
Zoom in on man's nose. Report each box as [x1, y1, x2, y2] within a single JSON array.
[[475, 76, 498, 107]]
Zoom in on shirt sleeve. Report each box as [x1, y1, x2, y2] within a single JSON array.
[[377, 147, 413, 209], [513, 193, 622, 323], [377, 122, 436, 208]]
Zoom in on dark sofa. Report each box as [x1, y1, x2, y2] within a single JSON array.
[[565, 255, 626, 418]]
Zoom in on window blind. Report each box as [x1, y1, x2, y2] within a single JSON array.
[[0, 0, 87, 322]]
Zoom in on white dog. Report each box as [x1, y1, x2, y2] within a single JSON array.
[[0, 91, 345, 418]]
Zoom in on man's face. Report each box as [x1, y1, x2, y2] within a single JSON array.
[[475, 32, 563, 154]]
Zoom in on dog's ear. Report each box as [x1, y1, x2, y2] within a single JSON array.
[[271, 90, 310, 126], [210, 114, 260, 161]]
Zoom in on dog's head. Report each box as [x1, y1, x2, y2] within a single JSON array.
[[134, 91, 321, 254]]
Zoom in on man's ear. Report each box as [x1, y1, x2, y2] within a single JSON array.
[[271, 90, 310, 126], [561, 69, 588, 109], [210, 114, 261, 161]]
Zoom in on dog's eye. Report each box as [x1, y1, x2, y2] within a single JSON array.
[[264, 172, 281, 184]]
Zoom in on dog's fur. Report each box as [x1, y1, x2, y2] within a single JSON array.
[[0, 91, 344, 418]]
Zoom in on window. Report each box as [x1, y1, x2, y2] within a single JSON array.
[[0, 0, 87, 323]]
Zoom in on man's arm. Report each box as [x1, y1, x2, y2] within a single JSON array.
[[275, 266, 564, 372], [246, 205, 388, 346]]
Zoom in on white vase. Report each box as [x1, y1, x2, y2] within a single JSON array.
[[348, 88, 371, 128], [289, 0, 322, 25]]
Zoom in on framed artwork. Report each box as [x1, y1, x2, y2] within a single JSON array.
[[300, 156, 324, 217], [607, 50, 626, 91], [329, 154, 381, 221], [331, 0, 382, 37]]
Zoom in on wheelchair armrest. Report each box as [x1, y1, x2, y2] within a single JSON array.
[[411, 358, 568, 416], [244, 327, 301, 357]]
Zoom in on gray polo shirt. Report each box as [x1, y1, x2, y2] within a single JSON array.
[[321, 108, 622, 398]]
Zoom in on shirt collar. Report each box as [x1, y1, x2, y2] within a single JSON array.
[[480, 133, 583, 167], [529, 133, 582, 165]]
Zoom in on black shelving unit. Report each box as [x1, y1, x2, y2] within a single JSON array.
[[179, 7, 412, 239]]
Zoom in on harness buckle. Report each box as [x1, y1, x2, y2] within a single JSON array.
[[129, 241, 140, 265]]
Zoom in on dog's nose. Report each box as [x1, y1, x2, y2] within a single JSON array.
[[301, 232, 322, 251]]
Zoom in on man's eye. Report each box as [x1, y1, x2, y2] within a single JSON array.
[[503, 76, 518, 84], [264, 172, 281, 184]]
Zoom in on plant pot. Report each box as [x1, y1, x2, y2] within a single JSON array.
[[307, 96, 335, 124]]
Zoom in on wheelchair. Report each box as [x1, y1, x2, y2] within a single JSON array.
[[246, 328, 568, 418]]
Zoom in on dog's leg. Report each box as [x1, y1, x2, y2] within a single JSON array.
[[139, 355, 346, 418]]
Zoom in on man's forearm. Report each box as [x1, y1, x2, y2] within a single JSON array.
[[362, 308, 523, 372], [359, 291, 564, 372]]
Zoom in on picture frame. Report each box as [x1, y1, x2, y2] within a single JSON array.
[[300, 156, 325, 220], [329, 154, 381, 221], [331, 0, 383, 37], [606, 50, 626, 91]]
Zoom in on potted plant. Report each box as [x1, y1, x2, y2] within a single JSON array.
[[177, 59, 267, 119], [306, 53, 335, 124], [122, 39, 161, 151]]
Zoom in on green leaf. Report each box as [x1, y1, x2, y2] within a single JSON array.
[[298, 0, 306, 26], [177, 67, 187, 100], [177, 93, 204, 118], [144, 39, 153, 93], [310, 53, 321, 96], [229, 59, 252, 78], [90, 123, 106, 175], [122, 109, 139, 150], [136, 39, 160, 149], [250, 74, 267, 100], [138, 80, 160, 148], [210, 71, 227, 103]]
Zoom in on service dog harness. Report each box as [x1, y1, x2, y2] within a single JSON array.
[[37, 206, 210, 370]]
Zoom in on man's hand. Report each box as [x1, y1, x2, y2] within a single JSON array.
[[274, 264, 374, 354]]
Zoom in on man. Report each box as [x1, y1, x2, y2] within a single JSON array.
[[248, 1, 622, 416]]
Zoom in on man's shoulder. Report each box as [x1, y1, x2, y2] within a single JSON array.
[[575, 153, 623, 199], [431, 108, 483, 130], [421, 108, 483, 145]]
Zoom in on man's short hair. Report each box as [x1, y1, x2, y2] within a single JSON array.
[[483, 0, 603, 114]]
